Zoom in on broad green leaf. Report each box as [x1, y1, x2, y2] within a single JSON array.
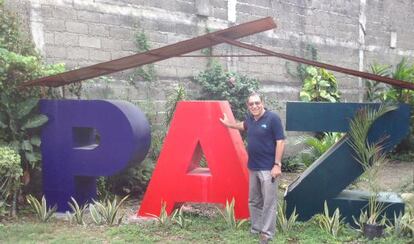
[[0, 111, 7, 128], [16, 98, 39, 119], [21, 140, 33, 151], [21, 114, 48, 129], [30, 136, 41, 147], [299, 92, 311, 102], [320, 90, 328, 98], [25, 151, 37, 163], [306, 66, 318, 76], [303, 82, 314, 90], [319, 79, 330, 87]]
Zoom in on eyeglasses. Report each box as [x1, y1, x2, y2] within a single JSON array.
[[248, 101, 261, 107]]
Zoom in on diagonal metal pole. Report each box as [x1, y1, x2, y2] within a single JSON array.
[[213, 36, 414, 90]]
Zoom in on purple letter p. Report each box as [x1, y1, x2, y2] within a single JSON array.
[[40, 100, 151, 212]]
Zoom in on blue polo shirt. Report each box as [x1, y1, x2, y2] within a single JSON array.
[[244, 110, 285, 170]]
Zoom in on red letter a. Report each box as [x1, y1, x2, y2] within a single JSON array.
[[137, 101, 249, 219]]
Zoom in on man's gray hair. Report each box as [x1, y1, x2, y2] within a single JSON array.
[[247, 92, 264, 103]]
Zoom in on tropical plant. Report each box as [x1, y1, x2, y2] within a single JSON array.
[[171, 205, 192, 229], [348, 104, 397, 194], [89, 203, 103, 225], [66, 197, 88, 225], [194, 60, 260, 120], [293, 132, 343, 167], [364, 63, 390, 102], [299, 66, 340, 102], [0, 1, 65, 198], [385, 205, 414, 238], [96, 176, 114, 200], [365, 58, 414, 153], [147, 200, 170, 226], [364, 194, 388, 225], [348, 105, 396, 239], [276, 200, 298, 234], [26, 195, 57, 222], [89, 195, 128, 226], [0, 146, 22, 217], [216, 198, 247, 229], [313, 201, 345, 238], [281, 155, 305, 172]]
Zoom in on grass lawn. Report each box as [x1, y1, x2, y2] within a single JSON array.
[[0, 210, 412, 244]]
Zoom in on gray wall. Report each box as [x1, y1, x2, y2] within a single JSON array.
[[7, 0, 414, 154]]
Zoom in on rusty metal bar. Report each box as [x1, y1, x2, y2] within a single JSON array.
[[178, 54, 269, 57], [215, 36, 414, 90], [21, 17, 276, 87]]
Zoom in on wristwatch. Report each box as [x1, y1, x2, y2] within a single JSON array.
[[274, 161, 281, 167]]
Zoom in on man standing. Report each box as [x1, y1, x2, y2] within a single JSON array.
[[220, 92, 285, 243]]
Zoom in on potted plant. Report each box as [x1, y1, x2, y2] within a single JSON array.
[[348, 104, 397, 239]]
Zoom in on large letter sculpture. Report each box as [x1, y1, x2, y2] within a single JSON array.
[[138, 101, 249, 219], [40, 100, 151, 212], [285, 102, 410, 222]]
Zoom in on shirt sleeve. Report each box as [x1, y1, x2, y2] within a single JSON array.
[[272, 114, 285, 140]]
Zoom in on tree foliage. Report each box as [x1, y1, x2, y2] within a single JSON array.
[[194, 61, 260, 120], [0, 2, 64, 172]]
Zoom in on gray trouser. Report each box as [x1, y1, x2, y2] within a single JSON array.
[[249, 170, 278, 239]]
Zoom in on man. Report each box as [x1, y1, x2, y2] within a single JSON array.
[[220, 92, 285, 243]]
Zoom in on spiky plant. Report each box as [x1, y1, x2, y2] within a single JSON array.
[[171, 205, 192, 229], [276, 200, 298, 234], [67, 197, 88, 225], [385, 205, 414, 237], [26, 195, 57, 222], [216, 198, 247, 229], [89, 195, 128, 226], [347, 104, 397, 193], [147, 200, 170, 226], [313, 201, 345, 238], [348, 104, 396, 229]]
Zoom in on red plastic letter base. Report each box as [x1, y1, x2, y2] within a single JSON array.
[[137, 101, 249, 219]]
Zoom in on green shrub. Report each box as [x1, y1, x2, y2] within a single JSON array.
[[385, 206, 414, 238], [290, 132, 343, 168], [194, 61, 260, 120], [365, 58, 414, 154], [0, 2, 65, 189], [0, 146, 22, 198], [0, 146, 22, 217], [281, 155, 305, 172], [299, 66, 340, 102]]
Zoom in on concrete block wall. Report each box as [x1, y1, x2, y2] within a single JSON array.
[[7, 0, 414, 155]]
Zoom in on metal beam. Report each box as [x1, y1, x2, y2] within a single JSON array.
[[21, 17, 276, 87], [216, 37, 414, 90]]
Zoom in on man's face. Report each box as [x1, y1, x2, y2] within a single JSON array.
[[247, 95, 264, 117]]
